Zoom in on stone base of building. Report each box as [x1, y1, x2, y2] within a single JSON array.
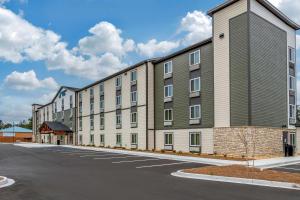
[[213, 127, 294, 158]]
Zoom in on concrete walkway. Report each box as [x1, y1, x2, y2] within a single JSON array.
[[172, 170, 300, 191]]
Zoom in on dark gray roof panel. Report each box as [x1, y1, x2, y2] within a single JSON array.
[[44, 121, 72, 132]]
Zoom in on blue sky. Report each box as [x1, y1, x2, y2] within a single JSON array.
[[0, 0, 299, 122]]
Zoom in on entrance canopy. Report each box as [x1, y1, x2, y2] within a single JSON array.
[[39, 122, 72, 135]]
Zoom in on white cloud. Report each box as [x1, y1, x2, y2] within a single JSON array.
[[0, 7, 129, 80], [78, 21, 135, 57], [137, 39, 179, 57], [4, 70, 59, 90], [178, 10, 212, 46], [268, 0, 300, 24], [0, 96, 32, 122]]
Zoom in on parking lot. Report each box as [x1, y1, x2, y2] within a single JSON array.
[[1, 144, 300, 200]]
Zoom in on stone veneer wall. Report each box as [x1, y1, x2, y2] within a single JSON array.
[[214, 127, 291, 157]]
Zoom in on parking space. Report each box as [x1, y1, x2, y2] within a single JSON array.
[[41, 146, 205, 170], [272, 163, 300, 173]]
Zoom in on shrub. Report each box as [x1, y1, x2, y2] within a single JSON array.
[[160, 149, 165, 153]]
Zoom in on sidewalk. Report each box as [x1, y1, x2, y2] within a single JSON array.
[[253, 156, 300, 169]]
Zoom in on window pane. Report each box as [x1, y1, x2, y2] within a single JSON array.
[[195, 51, 200, 64], [190, 54, 195, 65]]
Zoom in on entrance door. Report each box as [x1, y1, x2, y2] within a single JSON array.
[[283, 131, 288, 157]]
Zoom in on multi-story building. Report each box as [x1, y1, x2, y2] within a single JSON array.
[[77, 60, 156, 150], [32, 86, 78, 145], [32, 0, 299, 157]]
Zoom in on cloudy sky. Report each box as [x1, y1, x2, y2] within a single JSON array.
[[0, 0, 299, 123]]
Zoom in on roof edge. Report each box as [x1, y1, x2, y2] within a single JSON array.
[[207, 0, 300, 30]]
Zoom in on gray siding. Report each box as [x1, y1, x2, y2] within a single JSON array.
[[230, 13, 249, 126], [53, 108, 76, 131], [249, 13, 287, 127], [154, 43, 214, 130], [229, 12, 288, 127]]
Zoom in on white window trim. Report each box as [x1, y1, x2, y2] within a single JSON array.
[[289, 75, 296, 91], [189, 132, 201, 147], [289, 47, 296, 63], [99, 83, 104, 93], [189, 50, 200, 66], [131, 91, 137, 103], [164, 109, 173, 122], [190, 77, 201, 93], [131, 133, 138, 145], [164, 85, 173, 98], [100, 134, 105, 143], [190, 105, 201, 119], [130, 112, 137, 123], [116, 95, 122, 106], [164, 61, 173, 75], [164, 133, 173, 146], [131, 70, 137, 82], [116, 114, 122, 125], [116, 133, 122, 144], [116, 76, 122, 87], [289, 104, 296, 119]]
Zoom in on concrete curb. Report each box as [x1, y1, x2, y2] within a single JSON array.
[[61, 145, 246, 166], [255, 159, 300, 169], [0, 176, 15, 189], [171, 170, 300, 190]]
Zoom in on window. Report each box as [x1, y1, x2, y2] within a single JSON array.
[[290, 133, 296, 146], [164, 109, 173, 121], [116, 134, 122, 145], [90, 101, 94, 114], [79, 93, 82, 103], [131, 70, 137, 82], [100, 116, 104, 126], [131, 91, 137, 103], [131, 133, 137, 145], [289, 47, 295, 63], [100, 134, 105, 144], [164, 61, 172, 75], [289, 104, 295, 119], [116, 76, 122, 87], [131, 112, 137, 123], [70, 95, 73, 108], [99, 83, 104, 94], [61, 98, 64, 111], [90, 134, 94, 145], [79, 102, 82, 115], [79, 135, 82, 144], [190, 132, 201, 146], [54, 102, 57, 113], [164, 133, 173, 145], [289, 75, 296, 90], [116, 95, 122, 106], [190, 105, 201, 119], [116, 114, 122, 125], [100, 99, 104, 110], [190, 77, 201, 92], [189, 50, 200, 66], [164, 85, 173, 98], [90, 88, 94, 97], [90, 115, 94, 130]]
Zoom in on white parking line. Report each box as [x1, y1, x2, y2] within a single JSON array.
[[94, 156, 138, 160], [112, 158, 160, 164], [136, 161, 190, 169], [60, 151, 97, 154], [276, 166, 300, 171], [80, 153, 115, 157]]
